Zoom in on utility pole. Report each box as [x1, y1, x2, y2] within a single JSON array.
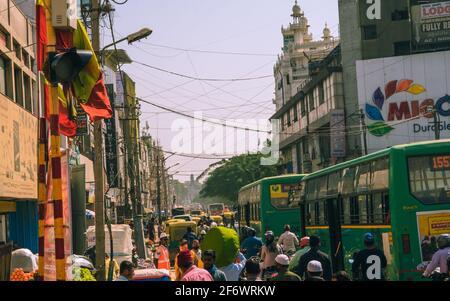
[[91, 0, 106, 281], [360, 109, 368, 156], [434, 110, 441, 140], [156, 150, 162, 237]]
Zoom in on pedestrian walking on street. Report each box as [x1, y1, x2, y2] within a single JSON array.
[[289, 236, 310, 275], [199, 230, 207, 243], [271, 254, 302, 281], [178, 250, 213, 281], [240, 228, 263, 259], [422, 234, 450, 280], [203, 250, 227, 281], [261, 231, 282, 280], [192, 239, 203, 268], [352, 233, 387, 281], [105, 253, 120, 280], [220, 251, 247, 281], [304, 260, 325, 281], [182, 227, 198, 250], [278, 225, 299, 256], [153, 233, 170, 271], [115, 260, 135, 281], [240, 257, 262, 281], [297, 235, 332, 280], [148, 217, 155, 242]]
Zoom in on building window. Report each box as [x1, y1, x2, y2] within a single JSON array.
[[13, 40, 21, 60], [394, 41, 411, 56], [362, 25, 377, 40], [319, 82, 325, 105], [293, 104, 298, 122], [23, 74, 32, 113], [300, 98, 306, 117], [0, 57, 6, 95], [0, 29, 10, 49], [308, 92, 315, 111], [391, 9, 409, 21], [287, 110, 291, 126], [286, 74, 291, 85], [14, 66, 23, 106], [22, 50, 29, 69]]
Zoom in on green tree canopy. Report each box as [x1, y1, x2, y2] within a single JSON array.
[[200, 153, 278, 204]]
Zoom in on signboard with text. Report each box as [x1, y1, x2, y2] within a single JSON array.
[[356, 50, 450, 153], [105, 84, 118, 188], [330, 109, 346, 158], [0, 97, 37, 199], [411, 1, 450, 52]]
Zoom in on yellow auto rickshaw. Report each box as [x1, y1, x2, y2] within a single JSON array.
[[167, 221, 197, 262], [223, 211, 235, 228], [210, 215, 223, 226]]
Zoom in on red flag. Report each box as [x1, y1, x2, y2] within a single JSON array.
[[36, 0, 47, 71]]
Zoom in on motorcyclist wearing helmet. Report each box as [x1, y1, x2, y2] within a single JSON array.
[[423, 234, 450, 279], [260, 230, 282, 280], [240, 227, 263, 259]]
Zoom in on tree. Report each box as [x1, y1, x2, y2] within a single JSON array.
[[200, 153, 278, 204]]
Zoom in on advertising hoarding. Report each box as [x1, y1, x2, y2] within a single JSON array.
[[356, 50, 450, 153], [0, 97, 37, 200], [411, 1, 450, 52]]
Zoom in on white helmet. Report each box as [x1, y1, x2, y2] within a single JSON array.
[[211, 222, 218, 228]]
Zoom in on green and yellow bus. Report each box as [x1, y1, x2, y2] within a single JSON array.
[[238, 175, 306, 238], [299, 140, 450, 281]]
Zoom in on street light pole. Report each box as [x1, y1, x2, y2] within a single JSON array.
[[91, 0, 106, 281]]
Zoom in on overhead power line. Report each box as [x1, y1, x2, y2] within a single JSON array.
[[132, 60, 273, 82], [135, 96, 272, 134], [141, 42, 278, 57]]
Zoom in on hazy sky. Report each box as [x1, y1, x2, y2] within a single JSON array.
[[101, 0, 339, 182]]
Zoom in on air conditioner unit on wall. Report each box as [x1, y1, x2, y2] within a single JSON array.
[[52, 0, 77, 30]]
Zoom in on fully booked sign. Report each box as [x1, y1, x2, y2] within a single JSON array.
[[411, 1, 450, 51], [356, 50, 450, 153], [105, 84, 119, 188]]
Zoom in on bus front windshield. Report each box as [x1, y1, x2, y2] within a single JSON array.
[[269, 183, 301, 209], [408, 155, 450, 204]]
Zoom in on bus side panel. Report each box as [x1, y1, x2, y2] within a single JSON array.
[[340, 227, 396, 279]]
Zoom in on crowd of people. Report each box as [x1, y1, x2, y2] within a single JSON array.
[[114, 220, 450, 282]]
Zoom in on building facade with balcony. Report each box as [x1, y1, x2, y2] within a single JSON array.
[[0, 0, 38, 252]]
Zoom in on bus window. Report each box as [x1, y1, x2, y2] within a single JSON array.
[[358, 195, 369, 224], [318, 177, 328, 199], [371, 158, 389, 190], [356, 164, 371, 193], [342, 197, 351, 225], [270, 183, 301, 209], [350, 196, 359, 224], [341, 167, 356, 195], [322, 200, 329, 225], [314, 202, 320, 225], [328, 171, 341, 197], [408, 155, 450, 204], [372, 193, 384, 224], [306, 179, 318, 202], [305, 203, 313, 226], [382, 194, 390, 224]]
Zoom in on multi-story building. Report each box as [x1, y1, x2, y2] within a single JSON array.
[[0, 0, 38, 252], [271, 2, 345, 174], [273, 1, 338, 111]]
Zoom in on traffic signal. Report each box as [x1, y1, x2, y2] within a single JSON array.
[[47, 48, 92, 85]]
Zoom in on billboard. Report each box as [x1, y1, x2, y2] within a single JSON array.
[[411, 1, 450, 52], [0, 97, 38, 200], [356, 50, 450, 153], [330, 109, 346, 158], [105, 84, 118, 188]]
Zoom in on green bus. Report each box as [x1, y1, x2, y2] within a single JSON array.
[[299, 140, 450, 281], [238, 175, 306, 238]]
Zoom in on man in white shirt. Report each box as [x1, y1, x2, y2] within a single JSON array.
[[278, 225, 299, 254]]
